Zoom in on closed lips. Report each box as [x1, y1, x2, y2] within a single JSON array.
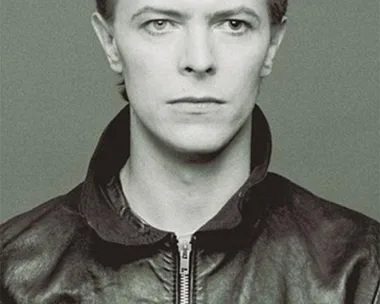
[[167, 97, 226, 104]]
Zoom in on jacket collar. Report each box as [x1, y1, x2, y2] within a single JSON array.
[[79, 104, 272, 246]]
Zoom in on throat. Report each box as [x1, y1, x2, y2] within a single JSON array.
[[119, 118, 252, 234], [119, 157, 250, 235]]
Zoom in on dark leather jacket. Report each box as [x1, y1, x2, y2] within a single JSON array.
[[1, 105, 379, 304]]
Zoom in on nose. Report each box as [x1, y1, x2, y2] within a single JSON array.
[[178, 27, 216, 77]]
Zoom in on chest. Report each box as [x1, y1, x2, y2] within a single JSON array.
[[10, 244, 347, 304]]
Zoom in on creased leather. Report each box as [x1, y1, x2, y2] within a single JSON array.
[[1, 105, 379, 304]]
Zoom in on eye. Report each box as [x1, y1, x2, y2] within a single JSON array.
[[228, 20, 245, 31], [143, 19, 175, 35], [218, 19, 252, 35], [151, 20, 169, 30]]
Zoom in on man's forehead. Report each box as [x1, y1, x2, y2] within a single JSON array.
[[116, 0, 269, 16]]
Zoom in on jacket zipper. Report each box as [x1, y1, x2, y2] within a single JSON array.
[[177, 234, 193, 304]]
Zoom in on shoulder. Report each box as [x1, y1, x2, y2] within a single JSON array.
[[262, 172, 380, 234], [261, 173, 380, 283], [0, 184, 90, 294], [1, 183, 85, 246], [259, 172, 379, 262]]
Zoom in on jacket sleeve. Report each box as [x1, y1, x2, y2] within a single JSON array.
[[372, 284, 380, 304], [355, 221, 380, 304]]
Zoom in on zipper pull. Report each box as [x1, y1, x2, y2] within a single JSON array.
[[177, 234, 192, 275]]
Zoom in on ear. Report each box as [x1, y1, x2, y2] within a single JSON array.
[[91, 12, 123, 74], [260, 17, 287, 77]]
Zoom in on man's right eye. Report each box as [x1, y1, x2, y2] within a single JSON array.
[[143, 19, 176, 35]]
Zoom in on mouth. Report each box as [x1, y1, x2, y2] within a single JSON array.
[[167, 97, 227, 105]]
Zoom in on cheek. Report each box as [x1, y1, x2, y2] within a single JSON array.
[[222, 47, 267, 96], [119, 44, 174, 98], [228, 43, 268, 71], [219, 34, 269, 76]]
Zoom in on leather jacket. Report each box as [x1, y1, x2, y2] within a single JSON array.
[[1, 105, 379, 304]]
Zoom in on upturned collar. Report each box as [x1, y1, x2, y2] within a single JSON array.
[[79, 104, 272, 246]]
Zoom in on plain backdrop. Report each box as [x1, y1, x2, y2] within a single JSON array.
[[0, 1, 379, 222]]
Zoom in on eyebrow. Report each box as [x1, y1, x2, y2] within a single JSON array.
[[131, 5, 260, 22], [131, 6, 188, 21], [207, 6, 260, 22]]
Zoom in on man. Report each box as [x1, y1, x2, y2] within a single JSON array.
[[1, 0, 379, 303]]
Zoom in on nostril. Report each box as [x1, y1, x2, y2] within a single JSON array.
[[184, 66, 215, 75], [205, 67, 214, 74]]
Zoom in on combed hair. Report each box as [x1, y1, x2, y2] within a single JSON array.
[[95, 0, 288, 101]]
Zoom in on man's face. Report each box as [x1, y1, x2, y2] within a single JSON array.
[[93, 0, 285, 154]]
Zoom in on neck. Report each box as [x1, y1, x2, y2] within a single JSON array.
[[119, 116, 252, 236]]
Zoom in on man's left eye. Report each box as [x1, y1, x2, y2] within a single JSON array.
[[150, 20, 170, 31], [219, 20, 252, 34], [228, 20, 245, 30]]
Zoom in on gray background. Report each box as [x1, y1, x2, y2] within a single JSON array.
[[1, 1, 379, 222]]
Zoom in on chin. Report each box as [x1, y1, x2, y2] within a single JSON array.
[[176, 143, 224, 155], [166, 130, 234, 158], [152, 119, 250, 160]]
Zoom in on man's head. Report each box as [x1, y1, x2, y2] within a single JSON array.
[[92, 0, 287, 156]]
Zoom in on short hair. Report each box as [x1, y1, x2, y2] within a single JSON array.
[[95, 0, 288, 100]]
